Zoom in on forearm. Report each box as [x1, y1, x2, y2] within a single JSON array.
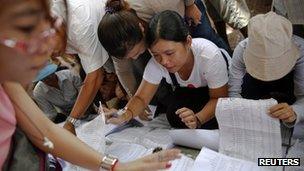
[[123, 80, 158, 121], [124, 95, 149, 120], [18, 110, 102, 170], [196, 98, 218, 124], [4, 82, 102, 170], [70, 69, 104, 118]]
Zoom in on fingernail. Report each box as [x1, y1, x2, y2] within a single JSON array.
[[166, 163, 172, 169]]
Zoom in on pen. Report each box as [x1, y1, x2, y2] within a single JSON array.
[[99, 101, 106, 124], [152, 147, 163, 153]]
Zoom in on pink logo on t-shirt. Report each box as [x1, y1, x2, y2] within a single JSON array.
[[187, 84, 196, 88]]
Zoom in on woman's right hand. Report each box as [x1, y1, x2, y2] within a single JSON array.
[[114, 149, 181, 171], [138, 107, 152, 121]]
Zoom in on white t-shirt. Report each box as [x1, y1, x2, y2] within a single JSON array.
[[51, 0, 108, 73], [143, 38, 229, 89]]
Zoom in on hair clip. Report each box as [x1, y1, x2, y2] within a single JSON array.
[[105, 7, 115, 14]]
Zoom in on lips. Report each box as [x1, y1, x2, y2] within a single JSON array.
[[165, 66, 175, 70]]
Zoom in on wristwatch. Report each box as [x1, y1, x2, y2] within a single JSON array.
[[100, 155, 119, 171], [66, 116, 80, 127]]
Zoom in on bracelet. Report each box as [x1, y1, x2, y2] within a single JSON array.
[[195, 114, 203, 128], [100, 155, 118, 171], [121, 107, 134, 122], [66, 116, 80, 127]]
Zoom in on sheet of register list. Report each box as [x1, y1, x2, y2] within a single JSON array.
[[191, 147, 272, 171], [106, 142, 194, 171], [215, 98, 283, 171]]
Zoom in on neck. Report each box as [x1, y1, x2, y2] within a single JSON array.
[[178, 49, 194, 80]]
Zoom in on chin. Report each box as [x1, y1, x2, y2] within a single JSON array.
[[166, 66, 179, 73]]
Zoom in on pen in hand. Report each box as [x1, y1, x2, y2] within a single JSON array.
[[99, 101, 106, 124]]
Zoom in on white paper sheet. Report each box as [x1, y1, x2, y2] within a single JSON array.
[[105, 142, 152, 162], [61, 115, 107, 171], [216, 98, 282, 162], [107, 127, 174, 149], [165, 154, 194, 171], [146, 114, 172, 129], [76, 114, 106, 153], [106, 142, 194, 171], [191, 147, 271, 171], [169, 129, 219, 151]]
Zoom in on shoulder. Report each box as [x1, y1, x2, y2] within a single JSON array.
[[192, 38, 225, 68], [232, 38, 248, 62], [192, 38, 221, 60], [292, 36, 304, 66]]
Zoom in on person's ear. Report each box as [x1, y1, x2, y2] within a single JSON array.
[[139, 23, 145, 34], [186, 35, 192, 49]]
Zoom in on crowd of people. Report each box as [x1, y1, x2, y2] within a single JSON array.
[[0, 0, 303, 170]]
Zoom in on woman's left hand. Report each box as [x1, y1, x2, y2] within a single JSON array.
[[176, 107, 200, 129], [269, 103, 297, 123]]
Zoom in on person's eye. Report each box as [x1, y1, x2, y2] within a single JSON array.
[[167, 52, 175, 56], [16, 25, 36, 34]]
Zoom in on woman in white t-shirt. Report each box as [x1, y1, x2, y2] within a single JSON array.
[[108, 10, 229, 129]]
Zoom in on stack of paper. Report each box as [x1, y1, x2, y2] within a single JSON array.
[[191, 147, 271, 171], [107, 127, 174, 149], [216, 98, 282, 162]]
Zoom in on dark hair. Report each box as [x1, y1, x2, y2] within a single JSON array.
[[98, 0, 143, 58], [146, 10, 189, 47]]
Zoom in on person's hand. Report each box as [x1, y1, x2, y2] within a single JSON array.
[[185, 3, 202, 26], [176, 107, 200, 129], [106, 109, 131, 125], [99, 106, 117, 116], [269, 103, 297, 123], [138, 107, 152, 121], [106, 114, 127, 125], [115, 149, 181, 171], [63, 121, 76, 135]]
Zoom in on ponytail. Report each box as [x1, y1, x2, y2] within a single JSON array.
[[98, 0, 143, 58]]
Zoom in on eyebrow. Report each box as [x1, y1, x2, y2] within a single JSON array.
[[164, 50, 174, 53], [151, 49, 174, 54], [12, 8, 42, 19]]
